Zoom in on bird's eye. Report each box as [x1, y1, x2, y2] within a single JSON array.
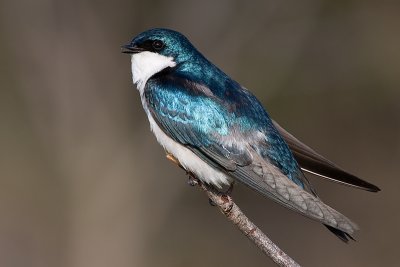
[[152, 40, 164, 51]]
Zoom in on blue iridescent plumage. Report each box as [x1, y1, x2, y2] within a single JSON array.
[[145, 63, 305, 187], [123, 28, 380, 243]]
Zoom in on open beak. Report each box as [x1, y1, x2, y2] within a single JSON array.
[[121, 44, 144, 54]]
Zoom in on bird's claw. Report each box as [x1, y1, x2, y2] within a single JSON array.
[[187, 174, 199, 186], [208, 198, 216, 206]]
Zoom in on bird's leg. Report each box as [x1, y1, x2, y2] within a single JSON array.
[[187, 173, 199, 186], [208, 198, 217, 206], [185, 172, 217, 206], [166, 152, 231, 206], [166, 152, 198, 186]]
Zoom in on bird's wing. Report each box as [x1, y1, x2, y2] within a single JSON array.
[[272, 120, 380, 192], [145, 76, 253, 170], [144, 76, 358, 235], [233, 150, 358, 235]]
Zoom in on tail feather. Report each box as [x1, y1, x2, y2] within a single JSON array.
[[325, 224, 356, 243]]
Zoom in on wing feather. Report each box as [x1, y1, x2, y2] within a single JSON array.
[[233, 151, 358, 234], [273, 121, 380, 192]]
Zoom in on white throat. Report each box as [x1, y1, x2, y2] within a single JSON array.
[[130, 51, 176, 93]]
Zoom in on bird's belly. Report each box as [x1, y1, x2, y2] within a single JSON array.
[[145, 112, 232, 188]]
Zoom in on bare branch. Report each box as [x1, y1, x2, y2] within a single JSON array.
[[166, 153, 301, 266], [195, 177, 300, 267]]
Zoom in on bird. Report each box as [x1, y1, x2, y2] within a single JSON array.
[[122, 28, 380, 242]]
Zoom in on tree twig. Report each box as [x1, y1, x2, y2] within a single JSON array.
[[166, 153, 301, 267]]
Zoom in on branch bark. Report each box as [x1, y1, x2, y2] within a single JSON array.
[[166, 153, 301, 267], [194, 177, 300, 267]]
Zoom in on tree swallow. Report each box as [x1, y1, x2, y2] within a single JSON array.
[[122, 28, 380, 242]]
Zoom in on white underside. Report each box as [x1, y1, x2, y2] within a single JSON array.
[[131, 52, 231, 187]]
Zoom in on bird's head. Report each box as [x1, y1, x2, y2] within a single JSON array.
[[122, 28, 195, 60], [122, 28, 198, 88]]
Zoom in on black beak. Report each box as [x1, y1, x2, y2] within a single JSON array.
[[121, 44, 144, 54]]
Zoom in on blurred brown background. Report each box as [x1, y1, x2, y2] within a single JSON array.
[[0, 0, 399, 266]]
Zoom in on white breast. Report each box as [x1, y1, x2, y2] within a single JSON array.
[[131, 52, 232, 188]]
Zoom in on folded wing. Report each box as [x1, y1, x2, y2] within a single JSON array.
[[272, 121, 380, 192]]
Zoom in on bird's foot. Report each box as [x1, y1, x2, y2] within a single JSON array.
[[187, 174, 199, 186], [208, 198, 216, 206], [186, 173, 217, 206]]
